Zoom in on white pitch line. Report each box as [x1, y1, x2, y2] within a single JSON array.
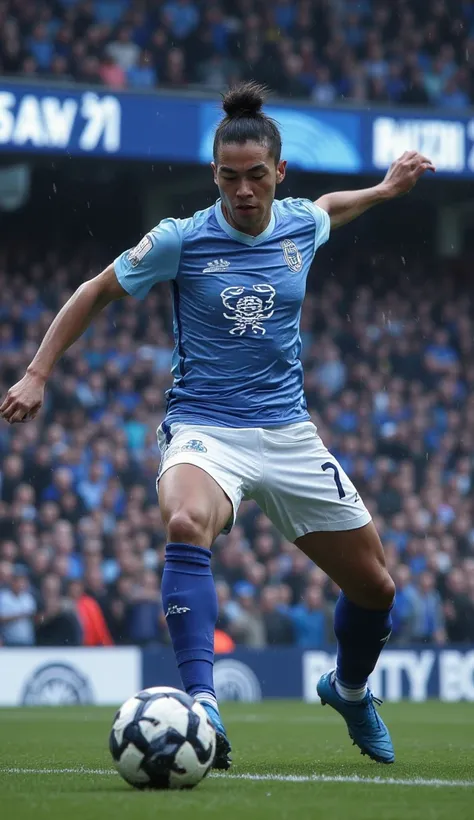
[[2, 767, 116, 776], [1, 767, 473, 789], [218, 773, 474, 789]]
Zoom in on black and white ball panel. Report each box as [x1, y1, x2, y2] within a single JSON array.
[[110, 686, 216, 790]]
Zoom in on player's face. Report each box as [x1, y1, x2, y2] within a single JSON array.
[[212, 141, 286, 236]]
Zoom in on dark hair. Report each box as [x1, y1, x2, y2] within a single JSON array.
[[213, 82, 282, 164]]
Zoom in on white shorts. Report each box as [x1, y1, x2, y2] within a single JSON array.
[[157, 421, 371, 542]]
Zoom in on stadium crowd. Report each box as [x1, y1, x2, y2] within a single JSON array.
[[0, 0, 473, 107], [1, 244, 474, 650]]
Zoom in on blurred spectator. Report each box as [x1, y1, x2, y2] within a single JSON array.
[[99, 55, 126, 87], [36, 574, 82, 647], [162, 47, 187, 88], [106, 575, 134, 643], [311, 66, 337, 104], [47, 54, 73, 82], [106, 25, 139, 71], [391, 565, 418, 642], [1, 454, 24, 503], [280, 54, 310, 99], [215, 628, 236, 653], [0, 561, 14, 590], [127, 50, 156, 88], [313, 342, 347, 396], [260, 586, 294, 646], [77, 462, 107, 511], [76, 54, 102, 84], [400, 69, 431, 106], [125, 570, 165, 646], [229, 584, 265, 648], [410, 572, 446, 645], [28, 23, 53, 70], [0, 566, 36, 646], [289, 586, 330, 649], [162, 0, 199, 41], [386, 62, 405, 101], [196, 52, 238, 92], [68, 580, 114, 646], [282, 552, 311, 605], [444, 569, 474, 643], [439, 75, 470, 108]]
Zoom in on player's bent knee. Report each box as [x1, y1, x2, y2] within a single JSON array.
[[370, 574, 396, 610], [345, 572, 395, 610], [166, 510, 212, 547]]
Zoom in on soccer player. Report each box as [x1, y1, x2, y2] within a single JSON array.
[[1, 82, 434, 770]]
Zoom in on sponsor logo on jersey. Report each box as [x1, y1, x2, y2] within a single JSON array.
[[221, 284, 275, 336], [281, 238, 303, 272], [214, 659, 263, 702], [127, 233, 153, 267], [203, 258, 230, 273], [165, 605, 191, 617], [181, 439, 207, 453], [21, 662, 94, 705]]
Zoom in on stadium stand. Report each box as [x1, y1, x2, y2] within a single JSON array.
[[1, 0, 474, 649], [0, 0, 473, 106], [2, 244, 474, 648]]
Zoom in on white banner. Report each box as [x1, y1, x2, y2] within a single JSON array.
[[0, 647, 141, 706], [302, 649, 474, 702]]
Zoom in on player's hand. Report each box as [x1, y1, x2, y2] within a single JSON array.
[[0, 371, 45, 424], [380, 151, 436, 198]]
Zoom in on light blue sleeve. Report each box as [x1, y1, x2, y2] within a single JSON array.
[[114, 218, 183, 300], [299, 199, 331, 253]]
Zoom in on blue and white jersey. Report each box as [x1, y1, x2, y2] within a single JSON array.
[[114, 198, 330, 428]]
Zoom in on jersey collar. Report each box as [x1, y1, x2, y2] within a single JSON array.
[[215, 199, 275, 246]]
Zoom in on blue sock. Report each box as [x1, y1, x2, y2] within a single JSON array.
[[334, 593, 392, 688], [161, 542, 217, 700]]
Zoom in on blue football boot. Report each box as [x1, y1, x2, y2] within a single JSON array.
[[317, 670, 395, 764], [201, 702, 232, 770]]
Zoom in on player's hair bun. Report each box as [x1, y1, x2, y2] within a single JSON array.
[[222, 82, 267, 118], [214, 81, 281, 162]]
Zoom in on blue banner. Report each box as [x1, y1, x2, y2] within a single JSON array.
[[143, 646, 474, 702], [0, 646, 473, 704], [1, 81, 474, 177]]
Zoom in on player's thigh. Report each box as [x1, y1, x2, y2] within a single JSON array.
[[255, 424, 394, 607], [158, 463, 233, 547], [296, 521, 395, 610]]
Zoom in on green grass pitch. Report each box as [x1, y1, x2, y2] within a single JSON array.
[[1, 701, 473, 820]]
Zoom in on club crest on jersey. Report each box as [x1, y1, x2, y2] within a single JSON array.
[[281, 239, 302, 272], [127, 233, 153, 267], [221, 284, 275, 336]]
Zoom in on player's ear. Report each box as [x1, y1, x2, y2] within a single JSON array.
[[211, 162, 218, 185], [275, 160, 287, 185]]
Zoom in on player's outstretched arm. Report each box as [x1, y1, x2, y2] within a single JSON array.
[[0, 264, 126, 424], [315, 151, 435, 230]]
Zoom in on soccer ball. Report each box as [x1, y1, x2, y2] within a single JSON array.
[[109, 686, 216, 789]]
